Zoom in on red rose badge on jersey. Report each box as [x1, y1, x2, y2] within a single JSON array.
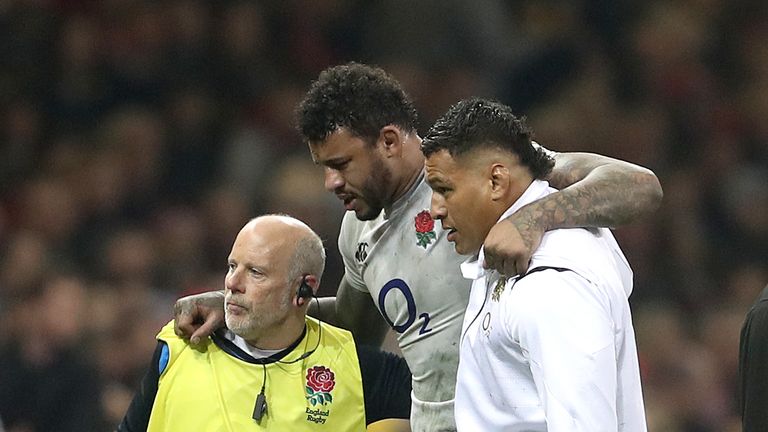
[[414, 210, 436, 248], [305, 365, 335, 406]]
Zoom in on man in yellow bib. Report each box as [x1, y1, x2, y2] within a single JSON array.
[[118, 215, 412, 431]]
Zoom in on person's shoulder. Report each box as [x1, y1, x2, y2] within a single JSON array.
[[533, 227, 630, 287], [508, 269, 572, 297], [757, 284, 768, 303], [312, 317, 352, 337], [156, 320, 178, 340], [504, 269, 594, 320], [747, 285, 768, 316], [338, 211, 365, 249], [537, 227, 605, 255], [312, 318, 360, 350], [157, 320, 214, 351], [339, 210, 382, 237]]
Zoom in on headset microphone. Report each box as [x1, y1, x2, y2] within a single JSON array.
[[253, 365, 268, 421]]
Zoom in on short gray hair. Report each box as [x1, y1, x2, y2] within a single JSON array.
[[287, 229, 326, 285]]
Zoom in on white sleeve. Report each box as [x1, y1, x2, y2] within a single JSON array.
[[337, 214, 369, 293], [504, 270, 618, 431]]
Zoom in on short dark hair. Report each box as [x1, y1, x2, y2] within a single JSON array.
[[296, 62, 419, 144], [421, 98, 554, 179]]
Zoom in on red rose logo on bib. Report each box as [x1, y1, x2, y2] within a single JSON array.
[[414, 210, 436, 248], [305, 365, 335, 406]]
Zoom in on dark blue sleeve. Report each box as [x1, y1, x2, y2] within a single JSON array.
[[117, 342, 166, 432], [356, 344, 412, 424]]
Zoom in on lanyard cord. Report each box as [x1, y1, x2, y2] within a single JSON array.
[[252, 295, 323, 422]]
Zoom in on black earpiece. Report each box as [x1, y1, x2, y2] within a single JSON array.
[[297, 277, 313, 301]]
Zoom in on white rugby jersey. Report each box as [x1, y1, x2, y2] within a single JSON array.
[[455, 180, 647, 431], [338, 172, 469, 432]]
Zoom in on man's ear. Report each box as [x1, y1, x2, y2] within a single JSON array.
[[296, 274, 319, 307], [303, 275, 319, 294], [378, 125, 404, 157], [490, 163, 510, 200]]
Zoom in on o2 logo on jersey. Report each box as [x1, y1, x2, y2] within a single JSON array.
[[377, 279, 432, 335]]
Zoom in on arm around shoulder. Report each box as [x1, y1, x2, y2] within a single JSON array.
[[483, 149, 662, 275], [545, 150, 663, 227], [173, 290, 225, 344]]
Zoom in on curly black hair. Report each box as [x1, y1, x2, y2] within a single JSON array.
[[295, 62, 419, 144], [421, 98, 554, 180]]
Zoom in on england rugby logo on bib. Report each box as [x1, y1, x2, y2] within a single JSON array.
[[414, 210, 436, 248], [305, 365, 335, 406], [305, 365, 334, 424]]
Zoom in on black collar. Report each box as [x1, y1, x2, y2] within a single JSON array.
[[211, 326, 308, 365]]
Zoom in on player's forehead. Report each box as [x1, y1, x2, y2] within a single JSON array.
[[309, 128, 370, 162], [425, 150, 460, 184]]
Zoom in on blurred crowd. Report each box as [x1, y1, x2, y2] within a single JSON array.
[[0, 0, 766, 431]]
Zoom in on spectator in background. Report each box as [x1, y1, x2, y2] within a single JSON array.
[[0, 274, 103, 432]]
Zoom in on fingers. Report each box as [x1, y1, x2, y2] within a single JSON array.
[[498, 259, 518, 277], [483, 209, 547, 277], [482, 255, 494, 270], [515, 256, 529, 275], [173, 306, 224, 344], [483, 250, 503, 272], [484, 250, 530, 276], [189, 313, 223, 344], [172, 292, 229, 344], [174, 309, 196, 339], [484, 255, 512, 275]]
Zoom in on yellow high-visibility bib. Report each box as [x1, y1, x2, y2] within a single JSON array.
[[148, 318, 366, 431]]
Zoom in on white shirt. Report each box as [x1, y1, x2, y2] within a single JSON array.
[[338, 172, 468, 432], [455, 180, 647, 431], [221, 329, 282, 359]]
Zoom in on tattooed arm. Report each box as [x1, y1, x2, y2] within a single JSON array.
[[543, 152, 662, 227], [482, 151, 662, 275]]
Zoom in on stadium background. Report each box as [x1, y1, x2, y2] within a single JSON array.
[[0, 0, 766, 430]]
